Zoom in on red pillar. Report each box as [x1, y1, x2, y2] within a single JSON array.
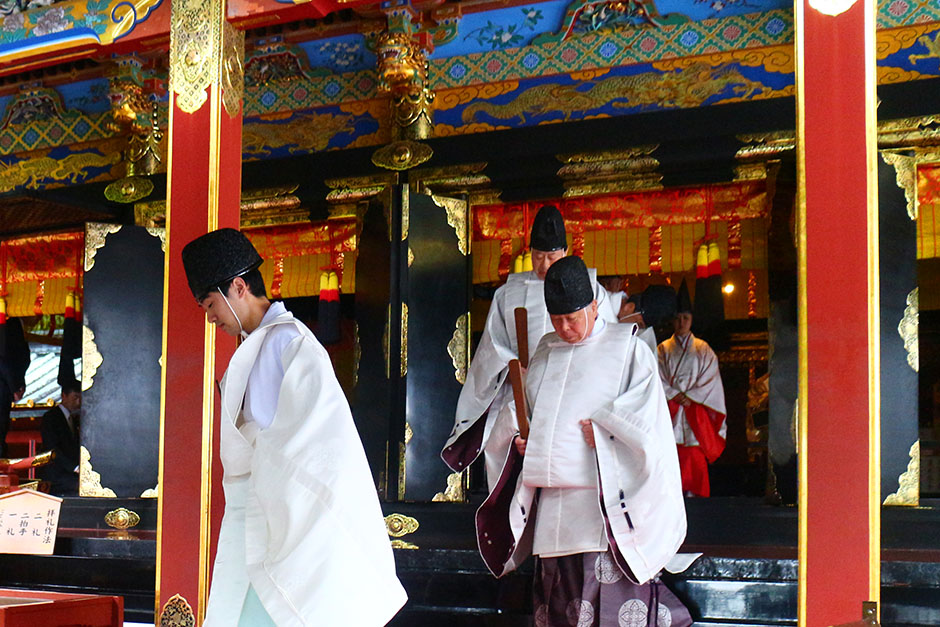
[[796, 0, 879, 624], [156, 1, 243, 622]]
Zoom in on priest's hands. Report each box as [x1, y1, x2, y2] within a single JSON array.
[[514, 435, 527, 456], [580, 419, 596, 448], [674, 392, 692, 407]]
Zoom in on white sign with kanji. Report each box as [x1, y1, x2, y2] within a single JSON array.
[[0, 489, 62, 555]]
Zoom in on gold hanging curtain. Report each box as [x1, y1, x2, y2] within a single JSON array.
[[1, 230, 84, 317]]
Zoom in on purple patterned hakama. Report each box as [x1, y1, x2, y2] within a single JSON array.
[[533, 551, 692, 627]]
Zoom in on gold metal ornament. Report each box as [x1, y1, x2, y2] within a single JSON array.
[[85, 223, 123, 272], [170, 0, 228, 115], [898, 287, 918, 372], [221, 20, 245, 118], [105, 508, 141, 530], [372, 139, 433, 171], [884, 440, 920, 506], [432, 470, 468, 503], [400, 302, 408, 377], [79, 446, 117, 498], [880, 151, 918, 220], [159, 594, 196, 627], [557, 146, 662, 196], [385, 513, 419, 549], [431, 195, 469, 255], [141, 486, 158, 498], [105, 175, 154, 203], [447, 313, 469, 385], [82, 325, 103, 393]]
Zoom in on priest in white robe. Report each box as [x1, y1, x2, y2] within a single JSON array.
[[471, 256, 693, 626], [182, 229, 406, 627], [442, 205, 623, 487], [657, 280, 727, 498]]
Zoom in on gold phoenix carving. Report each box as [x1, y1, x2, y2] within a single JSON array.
[[84, 223, 123, 272], [884, 440, 919, 506], [447, 313, 470, 385], [431, 195, 469, 255], [79, 446, 117, 498], [898, 287, 918, 372], [159, 594, 196, 627], [82, 325, 103, 393], [170, 0, 244, 116]]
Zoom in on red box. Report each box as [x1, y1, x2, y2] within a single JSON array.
[[0, 589, 122, 627]]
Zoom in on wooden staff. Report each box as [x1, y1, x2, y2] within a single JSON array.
[[510, 306, 530, 439], [508, 359, 529, 440], [514, 307, 529, 368]]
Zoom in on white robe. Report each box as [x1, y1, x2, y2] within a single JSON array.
[[657, 333, 727, 446], [475, 322, 689, 585], [205, 308, 407, 627], [442, 269, 620, 488]]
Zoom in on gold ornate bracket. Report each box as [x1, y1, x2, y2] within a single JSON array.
[[82, 325, 103, 393], [432, 470, 468, 503], [79, 446, 117, 498], [447, 313, 469, 384], [557, 146, 662, 195], [85, 224, 123, 272], [385, 513, 419, 550], [105, 507, 140, 530], [880, 151, 918, 220], [159, 594, 195, 627], [898, 287, 918, 372], [884, 440, 919, 506], [431, 195, 469, 255]]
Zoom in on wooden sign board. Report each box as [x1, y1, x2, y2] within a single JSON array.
[[0, 490, 62, 555]]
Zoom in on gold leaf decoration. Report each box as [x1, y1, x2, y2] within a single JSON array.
[[85, 224, 123, 272], [884, 440, 919, 506], [221, 20, 244, 119], [447, 313, 469, 384], [432, 470, 467, 503], [105, 508, 140, 530], [79, 446, 116, 498], [385, 513, 419, 538], [141, 486, 158, 498], [898, 287, 918, 372], [401, 302, 408, 377], [170, 0, 221, 115], [880, 151, 917, 220], [145, 227, 167, 252], [431, 195, 469, 255], [82, 325, 103, 392], [159, 594, 195, 627]]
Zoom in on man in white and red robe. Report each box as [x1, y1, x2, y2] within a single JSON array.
[[657, 281, 727, 497], [458, 256, 694, 626]]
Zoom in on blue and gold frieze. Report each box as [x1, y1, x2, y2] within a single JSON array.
[[242, 101, 387, 160], [0, 0, 163, 65], [0, 139, 121, 193]]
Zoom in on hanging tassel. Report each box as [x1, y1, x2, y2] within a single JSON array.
[[0, 295, 6, 326], [695, 243, 709, 279], [707, 241, 721, 277], [316, 270, 341, 345]]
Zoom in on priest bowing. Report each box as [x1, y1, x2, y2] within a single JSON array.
[[473, 256, 693, 626], [657, 280, 727, 498]]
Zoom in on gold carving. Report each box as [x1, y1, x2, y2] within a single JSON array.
[[82, 325, 103, 393], [353, 322, 360, 388], [372, 139, 433, 171], [391, 539, 420, 549], [401, 182, 410, 240], [432, 470, 468, 503], [881, 151, 918, 220], [884, 440, 919, 506], [145, 227, 167, 252], [401, 302, 408, 377], [409, 163, 490, 197], [383, 304, 390, 379], [105, 508, 140, 530], [408, 246, 415, 267], [898, 288, 918, 372], [141, 486, 158, 498], [431, 195, 469, 255], [221, 21, 245, 118], [556, 147, 662, 196], [85, 223, 123, 272], [79, 446, 117, 498], [404, 422, 413, 446], [136, 185, 307, 230], [376, 31, 434, 140], [170, 0, 223, 114], [447, 313, 469, 385], [0, 150, 122, 194], [159, 594, 196, 627], [878, 114, 940, 148], [735, 131, 797, 159], [385, 512, 419, 548]]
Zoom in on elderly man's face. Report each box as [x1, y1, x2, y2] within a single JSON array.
[[532, 249, 566, 280], [550, 301, 598, 344]]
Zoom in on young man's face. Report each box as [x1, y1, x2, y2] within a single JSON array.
[[198, 279, 247, 337], [531, 248, 566, 280], [674, 312, 693, 336], [61, 390, 81, 412], [550, 301, 598, 344]]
